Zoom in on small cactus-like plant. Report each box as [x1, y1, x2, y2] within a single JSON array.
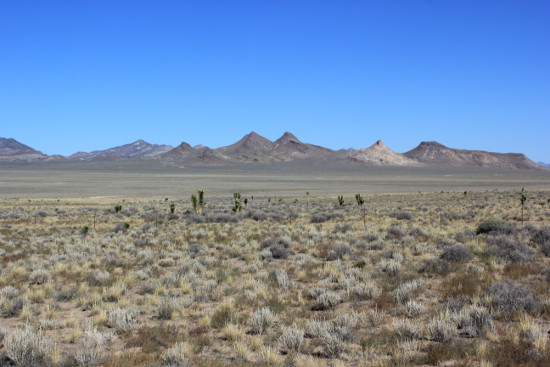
[[232, 199, 242, 213], [198, 189, 205, 208], [520, 190, 527, 226], [191, 189, 205, 214]]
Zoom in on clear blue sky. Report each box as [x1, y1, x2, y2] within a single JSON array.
[[1, 0, 549, 161]]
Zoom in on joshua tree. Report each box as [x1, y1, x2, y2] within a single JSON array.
[[191, 194, 198, 213], [170, 203, 176, 214], [198, 189, 205, 209], [243, 198, 248, 207], [191, 189, 205, 214], [114, 204, 122, 213], [520, 189, 527, 226], [306, 191, 310, 206], [355, 194, 366, 227], [338, 195, 345, 206], [233, 193, 242, 213], [232, 199, 242, 213]]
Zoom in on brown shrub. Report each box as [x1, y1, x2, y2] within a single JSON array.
[[126, 324, 183, 353]]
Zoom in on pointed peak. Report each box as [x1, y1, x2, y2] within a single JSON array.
[[175, 141, 193, 150], [276, 132, 301, 144], [362, 140, 390, 151], [243, 131, 271, 142], [375, 140, 386, 148], [131, 139, 148, 145]]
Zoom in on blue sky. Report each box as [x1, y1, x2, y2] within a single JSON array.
[[1, 0, 549, 161]]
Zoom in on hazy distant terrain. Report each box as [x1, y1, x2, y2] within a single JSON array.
[[2, 133, 546, 170], [1, 160, 549, 199]]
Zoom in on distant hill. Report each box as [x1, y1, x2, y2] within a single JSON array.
[[217, 132, 275, 162], [215, 131, 334, 162], [160, 142, 230, 166], [538, 162, 550, 169], [404, 141, 541, 170], [0, 138, 47, 161], [348, 140, 421, 166], [69, 140, 172, 160], [0, 134, 544, 170], [271, 132, 334, 161]]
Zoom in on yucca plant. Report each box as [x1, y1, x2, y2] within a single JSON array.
[[192, 189, 205, 214], [355, 193, 366, 226], [520, 189, 527, 226], [338, 195, 345, 206]]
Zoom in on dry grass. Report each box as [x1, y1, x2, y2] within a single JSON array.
[[0, 189, 549, 365]]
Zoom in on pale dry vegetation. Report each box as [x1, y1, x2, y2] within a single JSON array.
[[0, 189, 549, 366]]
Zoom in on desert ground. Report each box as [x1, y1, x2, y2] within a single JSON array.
[[1, 161, 549, 198], [0, 164, 550, 366]]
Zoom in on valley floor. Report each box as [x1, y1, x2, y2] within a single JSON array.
[[0, 189, 550, 366]]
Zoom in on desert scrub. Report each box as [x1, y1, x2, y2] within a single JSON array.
[[247, 307, 275, 334], [210, 300, 235, 329], [156, 297, 180, 320], [327, 243, 356, 261], [4, 325, 53, 366], [75, 328, 113, 367], [87, 270, 110, 286], [320, 331, 348, 358], [395, 279, 423, 304], [440, 244, 473, 262], [427, 315, 455, 342], [269, 269, 291, 290], [379, 259, 402, 275], [392, 318, 423, 340], [489, 280, 538, 313], [531, 226, 550, 257], [405, 300, 426, 317], [2, 190, 550, 365], [107, 307, 140, 331], [29, 268, 51, 284], [367, 307, 385, 327], [354, 281, 382, 301], [451, 304, 495, 337], [387, 224, 405, 239], [0, 286, 24, 317], [390, 211, 413, 220], [161, 342, 191, 367], [313, 291, 342, 311], [476, 218, 506, 234], [278, 327, 304, 353], [487, 236, 534, 263]]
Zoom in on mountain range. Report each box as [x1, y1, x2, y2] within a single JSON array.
[[0, 133, 546, 170]]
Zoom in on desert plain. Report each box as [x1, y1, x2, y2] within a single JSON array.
[[0, 163, 549, 366]]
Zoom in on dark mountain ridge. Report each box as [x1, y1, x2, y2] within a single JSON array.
[[404, 141, 541, 170], [70, 140, 172, 160], [0, 134, 544, 170], [0, 138, 47, 161]]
